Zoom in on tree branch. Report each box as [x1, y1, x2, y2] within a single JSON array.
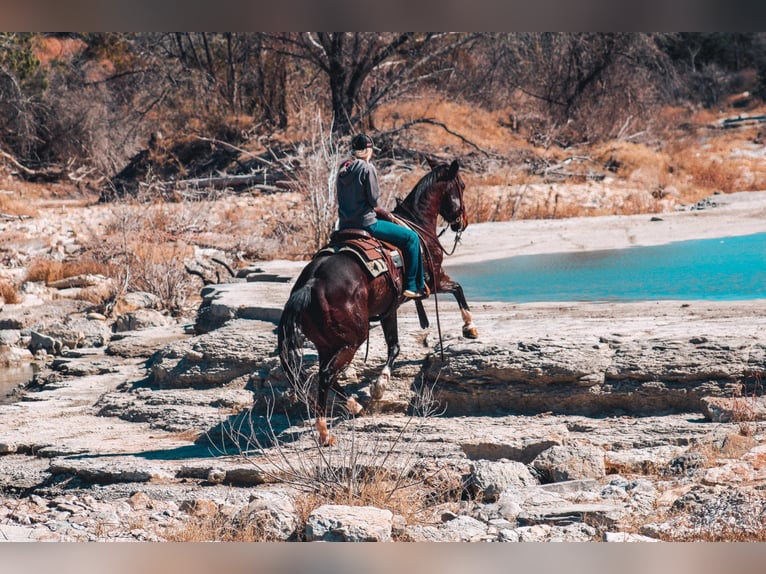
[[379, 118, 492, 157]]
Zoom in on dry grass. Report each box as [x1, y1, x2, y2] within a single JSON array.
[[729, 374, 764, 437], [0, 280, 21, 304], [164, 510, 274, 542], [163, 461, 461, 542], [594, 141, 672, 187], [375, 96, 526, 155], [0, 192, 37, 217], [25, 257, 113, 284]]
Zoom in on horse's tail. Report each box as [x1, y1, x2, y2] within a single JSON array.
[[277, 278, 314, 390]]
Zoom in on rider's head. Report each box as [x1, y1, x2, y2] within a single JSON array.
[[352, 134, 375, 161]]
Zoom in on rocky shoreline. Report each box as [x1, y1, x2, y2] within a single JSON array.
[[2, 190, 766, 542], [1, 258, 766, 541]]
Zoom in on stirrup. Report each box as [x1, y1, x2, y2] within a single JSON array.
[[403, 289, 426, 299]]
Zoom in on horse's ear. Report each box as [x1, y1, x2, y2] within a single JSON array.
[[425, 156, 438, 170], [447, 159, 460, 179]]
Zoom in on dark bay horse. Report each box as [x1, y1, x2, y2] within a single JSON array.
[[278, 159, 477, 446]]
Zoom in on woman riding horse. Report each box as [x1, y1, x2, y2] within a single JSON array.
[[278, 152, 476, 446], [337, 133, 426, 299]]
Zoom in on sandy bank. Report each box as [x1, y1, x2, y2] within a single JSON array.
[[448, 190, 766, 266]]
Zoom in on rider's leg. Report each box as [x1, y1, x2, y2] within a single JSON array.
[[366, 220, 423, 293]]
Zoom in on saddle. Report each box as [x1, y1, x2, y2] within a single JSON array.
[[315, 227, 432, 329], [316, 229, 403, 281]]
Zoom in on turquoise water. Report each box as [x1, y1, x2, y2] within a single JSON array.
[[449, 232, 766, 303]]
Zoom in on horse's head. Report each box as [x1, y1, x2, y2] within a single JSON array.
[[396, 158, 468, 233], [437, 160, 467, 232]]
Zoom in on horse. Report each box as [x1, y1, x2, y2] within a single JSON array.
[[277, 158, 478, 446]]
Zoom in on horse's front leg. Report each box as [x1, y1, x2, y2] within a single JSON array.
[[440, 276, 478, 339], [370, 312, 400, 400]]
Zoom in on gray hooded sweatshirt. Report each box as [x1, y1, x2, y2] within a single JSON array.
[[336, 158, 380, 229]]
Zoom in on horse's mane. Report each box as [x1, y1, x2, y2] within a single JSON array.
[[402, 164, 447, 214]]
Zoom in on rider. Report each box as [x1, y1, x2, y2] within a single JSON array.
[[336, 133, 426, 299]]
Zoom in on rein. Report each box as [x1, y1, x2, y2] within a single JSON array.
[[438, 225, 463, 256], [393, 197, 465, 364]]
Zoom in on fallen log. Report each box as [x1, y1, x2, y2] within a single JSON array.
[[720, 115, 766, 128]]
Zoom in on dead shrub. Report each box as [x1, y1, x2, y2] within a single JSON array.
[[466, 186, 518, 223], [374, 96, 525, 155], [126, 240, 196, 314], [594, 141, 673, 190], [684, 156, 739, 193], [207, 374, 460, 539], [730, 375, 763, 437], [75, 281, 118, 306]]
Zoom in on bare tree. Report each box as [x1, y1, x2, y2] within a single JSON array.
[[267, 32, 478, 134], [0, 33, 44, 161], [474, 33, 679, 144]]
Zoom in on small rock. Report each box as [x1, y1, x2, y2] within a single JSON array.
[[179, 499, 218, 517], [128, 492, 153, 510]]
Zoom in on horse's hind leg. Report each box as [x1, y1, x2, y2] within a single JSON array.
[[316, 346, 363, 446], [371, 312, 400, 400]]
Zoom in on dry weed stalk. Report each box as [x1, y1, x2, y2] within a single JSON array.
[[730, 372, 764, 437], [165, 511, 273, 542], [207, 356, 454, 528], [269, 112, 341, 252], [25, 257, 111, 284]]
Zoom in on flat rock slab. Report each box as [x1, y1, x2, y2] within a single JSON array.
[[194, 260, 304, 333]]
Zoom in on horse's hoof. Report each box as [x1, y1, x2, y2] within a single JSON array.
[[371, 368, 389, 400], [371, 378, 387, 400], [463, 325, 479, 339], [346, 397, 363, 415], [318, 433, 336, 447]]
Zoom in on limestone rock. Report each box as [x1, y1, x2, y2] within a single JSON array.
[[121, 291, 163, 311], [531, 445, 606, 482], [235, 489, 298, 541], [467, 459, 539, 502], [195, 281, 292, 333], [146, 319, 277, 388], [106, 324, 191, 358], [29, 330, 62, 355], [113, 309, 173, 333], [305, 505, 393, 542], [404, 515, 489, 542]]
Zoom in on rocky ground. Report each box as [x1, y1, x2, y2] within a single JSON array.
[[1, 191, 766, 542]]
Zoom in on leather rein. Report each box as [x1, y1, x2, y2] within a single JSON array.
[[392, 197, 466, 362]]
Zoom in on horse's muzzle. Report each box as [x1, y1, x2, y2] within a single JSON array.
[[450, 214, 467, 232]]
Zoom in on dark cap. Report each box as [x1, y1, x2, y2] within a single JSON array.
[[351, 134, 375, 151]]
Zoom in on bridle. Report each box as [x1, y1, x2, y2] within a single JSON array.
[[394, 176, 466, 256]]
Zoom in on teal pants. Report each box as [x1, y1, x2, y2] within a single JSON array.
[[366, 220, 424, 292]]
